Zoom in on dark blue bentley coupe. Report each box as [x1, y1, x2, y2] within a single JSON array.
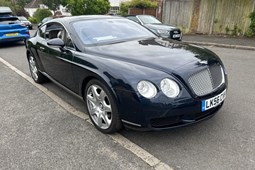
[[26, 15, 227, 133]]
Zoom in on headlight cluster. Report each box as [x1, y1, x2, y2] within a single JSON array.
[[160, 78, 180, 98], [137, 78, 180, 99], [137, 81, 157, 99], [157, 29, 170, 35]]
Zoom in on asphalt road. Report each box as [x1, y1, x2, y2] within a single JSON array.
[[0, 31, 254, 169]]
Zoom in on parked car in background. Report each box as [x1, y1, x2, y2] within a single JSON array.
[[0, 6, 12, 16], [17, 16, 33, 29], [38, 16, 53, 27], [126, 15, 182, 41], [26, 15, 227, 133], [38, 15, 66, 27], [0, 7, 30, 44]]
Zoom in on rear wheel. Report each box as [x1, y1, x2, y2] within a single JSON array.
[[28, 53, 47, 83], [85, 79, 122, 133]]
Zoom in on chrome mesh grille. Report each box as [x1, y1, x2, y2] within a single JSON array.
[[209, 64, 223, 88], [188, 64, 224, 96]]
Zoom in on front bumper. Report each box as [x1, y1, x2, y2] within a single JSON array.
[[117, 84, 227, 131]]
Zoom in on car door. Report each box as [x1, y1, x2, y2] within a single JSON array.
[[40, 22, 75, 91], [35, 24, 48, 72]]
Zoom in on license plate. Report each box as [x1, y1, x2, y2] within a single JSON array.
[[173, 34, 181, 38], [6, 33, 18, 36], [201, 89, 227, 112]]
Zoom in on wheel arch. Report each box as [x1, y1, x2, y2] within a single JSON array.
[[80, 73, 120, 106]]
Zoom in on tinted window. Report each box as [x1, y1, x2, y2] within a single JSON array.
[[72, 18, 155, 45]]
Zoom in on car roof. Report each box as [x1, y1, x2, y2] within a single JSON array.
[[0, 7, 12, 13], [52, 15, 123, 24], [126, 15, 153, 17]]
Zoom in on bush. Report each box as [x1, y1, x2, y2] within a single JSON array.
[[245, 11, 255, 37], [130, 0, 157, 9], [33, 8, 52, 23], [119, 0, 157, 16], [119, 1, 131, 16], [28, 17, 37, 24]]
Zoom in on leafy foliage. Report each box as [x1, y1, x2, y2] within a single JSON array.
[[119, 0, 158, 16], [130, 0, 157, 9], [16, 0, 32, 8], [16, 8, 30, 17], [42, 0, 67, 12], [66, 0, 110, 15], [0, 0, 31, 16], [245, 11, 255, 37], [119, 1, 131, 16], [28, 17, 37, 24], [33, 8, 52, 23]]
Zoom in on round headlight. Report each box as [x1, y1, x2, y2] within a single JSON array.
[[137, 81, 157, 99], [160, 78, 180, 98]]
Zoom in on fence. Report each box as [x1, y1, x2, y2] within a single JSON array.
[[128, 8, 157, 17], [162, 0, 255, 35]]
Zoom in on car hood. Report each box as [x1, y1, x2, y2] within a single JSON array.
[[144, 23, 178, 30], [86, 38, 220, 75]]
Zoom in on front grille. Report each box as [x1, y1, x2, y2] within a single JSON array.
[[188, 64, 224, 96]]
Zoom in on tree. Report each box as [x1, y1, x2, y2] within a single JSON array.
[[42, 0, 67, 13], [66, 0, 110, 15], [16, 0, 32, 8], [33, 8, 52, 23], [0, 0, 31, 15]]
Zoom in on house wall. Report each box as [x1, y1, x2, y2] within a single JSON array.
[[162, 0, 255, 35]]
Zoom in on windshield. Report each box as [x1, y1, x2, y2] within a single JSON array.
[[72, 18, 156, 45], [138, 15, 161, 24], [18, 16, 27, 21]]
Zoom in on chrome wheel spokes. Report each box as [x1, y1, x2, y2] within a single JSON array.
[[29, 56, 38, 81], [86, 85, 112, 129]]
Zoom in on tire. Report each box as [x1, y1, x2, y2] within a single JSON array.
[[28, 53, 47, 84], [85, 79, 122, 133]]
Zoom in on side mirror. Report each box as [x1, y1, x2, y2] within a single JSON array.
[[47, 38, 65, 48], [38, 23, 42, 28]]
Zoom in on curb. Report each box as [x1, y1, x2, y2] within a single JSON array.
[[183, 41, 255, 51]]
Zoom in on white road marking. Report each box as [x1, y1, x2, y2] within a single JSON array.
[[0, 57, 174, 170]]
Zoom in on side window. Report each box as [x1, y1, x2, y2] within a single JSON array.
[[39, 25, 46, 38], [45, 22, 75, 49], [45, 23, 63, 40]]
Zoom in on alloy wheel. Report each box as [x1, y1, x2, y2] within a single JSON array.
[[29, 55, 38, 81], [86, 85, 112, 129]]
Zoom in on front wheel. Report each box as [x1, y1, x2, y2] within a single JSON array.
[[28, 53, 47, 83], [85, 79, 122, 133]]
